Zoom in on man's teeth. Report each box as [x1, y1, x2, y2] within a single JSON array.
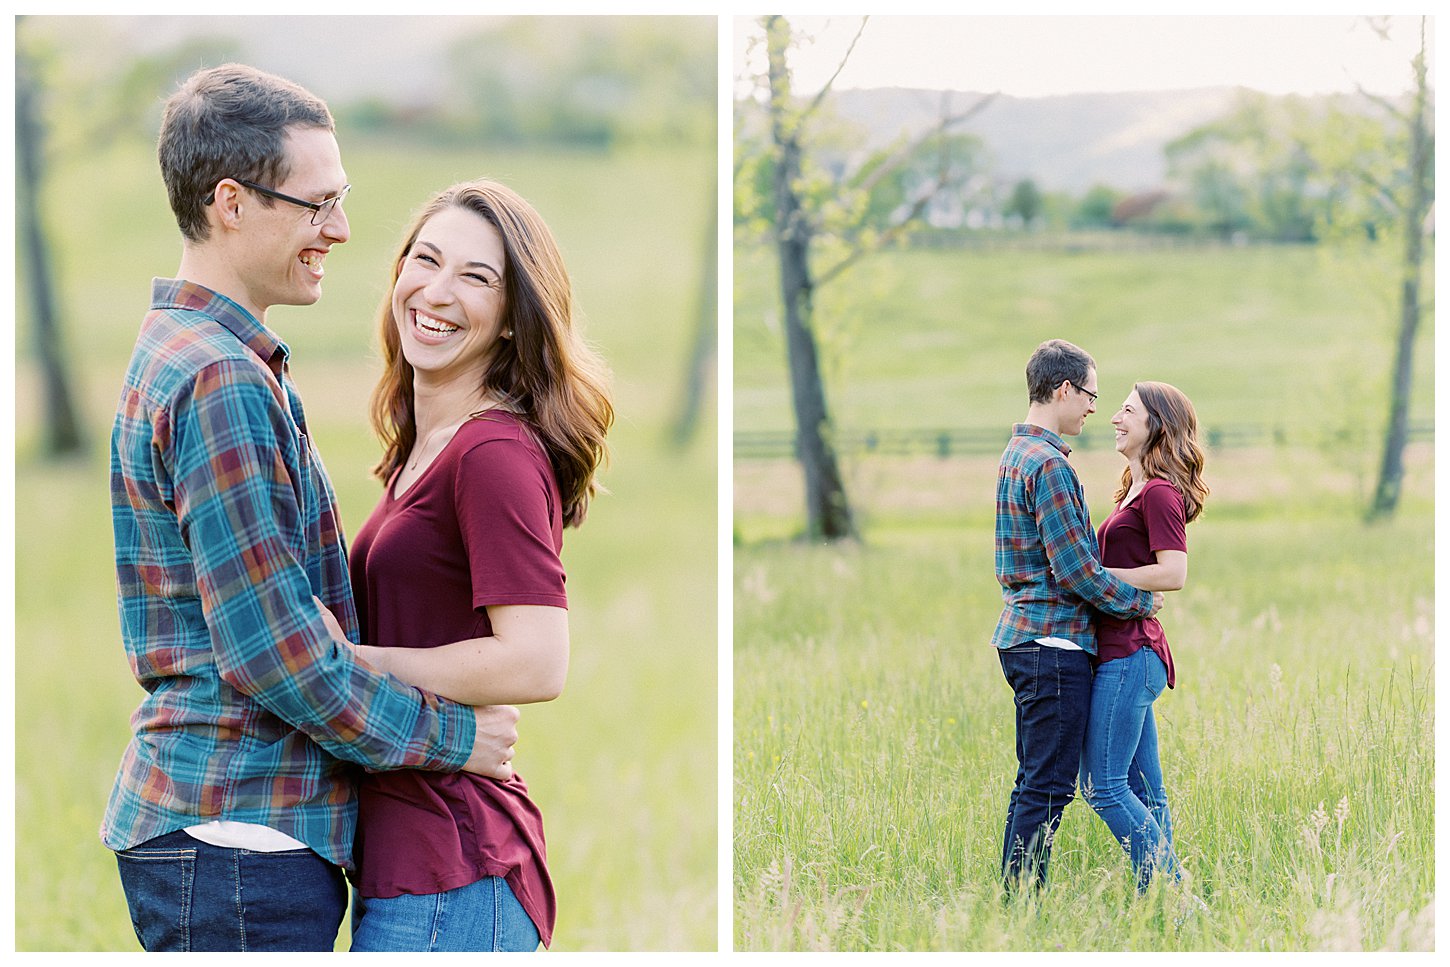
[[300, 253, 323, 269], [415, 312, 459, 335]]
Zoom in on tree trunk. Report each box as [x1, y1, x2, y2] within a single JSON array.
[[765, 16, 855, 541], [16, 37, 85, 457], [1367, 33, 1431, 520], [669, 183, 717, 448]]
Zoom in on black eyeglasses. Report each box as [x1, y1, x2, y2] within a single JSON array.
[[1070, 381, 1098, 403], [208, 180, 351, 225]]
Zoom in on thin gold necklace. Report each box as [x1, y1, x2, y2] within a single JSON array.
[[406, 403, 497, 471]]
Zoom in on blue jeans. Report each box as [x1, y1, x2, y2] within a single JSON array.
[[998, 643, 1093, 890], [114, 829, 346, 951], [1079, 646, 1182, 890], [350, 877, 540, 951]]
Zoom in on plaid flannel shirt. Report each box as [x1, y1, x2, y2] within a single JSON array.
[[102, 279, 475, 869], [991, 423, 1155, 654]]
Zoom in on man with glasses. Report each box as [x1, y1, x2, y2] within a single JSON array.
[[103, 63, 520, 951], [991, 338, 1163, 892]]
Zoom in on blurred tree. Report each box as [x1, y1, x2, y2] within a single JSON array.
[[15, 20, 241, 459], [1004, 178, 1043, 228], [444, 17, 714, 147], [1173, 18, 1432, 519], [1355, 17, 1433, 520], [740, 16, 993, 541], [670, 181, 718, 447], [1166, 92, 1320, 241], [16, 19, 84, 457], [856, 131, 985, 230], [1072, 184, 1122, 230]]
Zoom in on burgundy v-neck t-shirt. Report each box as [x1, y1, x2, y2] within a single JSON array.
[[1093, 477, 1187, 688], [348, 412, 566, 946]]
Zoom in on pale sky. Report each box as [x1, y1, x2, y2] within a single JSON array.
[[734, 15, 1432, 99]]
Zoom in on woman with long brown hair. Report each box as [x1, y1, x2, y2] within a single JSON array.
[[1079, 381, 1208, 893], [334, 179, 611, 950]]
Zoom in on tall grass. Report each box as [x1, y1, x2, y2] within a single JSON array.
[[733, 460, 1434, 951]]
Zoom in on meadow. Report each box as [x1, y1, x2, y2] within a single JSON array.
[[14, 137, 717, 951], [732, 238, 1435, 951]]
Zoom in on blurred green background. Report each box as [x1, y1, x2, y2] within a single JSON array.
[[14, 15, 718, 952]]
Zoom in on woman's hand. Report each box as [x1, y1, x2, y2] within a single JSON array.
[[313, 597, 348, 642]]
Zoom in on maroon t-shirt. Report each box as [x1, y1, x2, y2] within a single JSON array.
[[348, 412, 566, 946], [1094, 477, 1187, 688]]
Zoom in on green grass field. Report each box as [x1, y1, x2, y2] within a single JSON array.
[[733, 240, 1432, 439], [732, 237, 1434, 951], [15, 138, 717, 951]]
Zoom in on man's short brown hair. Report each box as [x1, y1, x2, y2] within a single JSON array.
[[158, 63, 334, 243], [1025, 339, 1095, 404]]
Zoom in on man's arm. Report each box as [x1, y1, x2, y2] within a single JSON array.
[[1033, 458, 1159, 619], [170, 359, 506, 776]]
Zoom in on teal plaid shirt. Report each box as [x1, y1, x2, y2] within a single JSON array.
[[991, 423, 1156, 653], [103, 279, 475, 869]]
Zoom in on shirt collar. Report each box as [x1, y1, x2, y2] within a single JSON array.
[[1013, 422, 1071, 456], [150, 278, 290, 378]]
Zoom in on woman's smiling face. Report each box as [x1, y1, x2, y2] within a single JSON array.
[[391, 204, 509, 385], [1112, 389, 1153, 460]]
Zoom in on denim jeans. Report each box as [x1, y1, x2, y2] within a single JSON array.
[[1079, 645, 1182, 890], [350, 876, 540, 952], [998, 643, 1093, 890], [114, 829, 346, 951]]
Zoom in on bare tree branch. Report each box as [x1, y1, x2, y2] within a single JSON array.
[[817, 92, 998, 287], [800, 17, 868, 123], [854, 90, 996, 198]]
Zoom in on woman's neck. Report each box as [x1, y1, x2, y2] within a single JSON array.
[[412, 375, 491, 438]]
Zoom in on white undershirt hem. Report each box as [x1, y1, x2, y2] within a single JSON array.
[[184, 821, 308, 852], [1035, 636, 1084, 651]]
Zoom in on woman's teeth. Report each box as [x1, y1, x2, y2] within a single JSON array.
[[415, 311, 459, 336]]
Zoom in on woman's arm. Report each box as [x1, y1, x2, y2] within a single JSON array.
[[357, 605, 569, 706], [317, 599, 569, 706], [1106, 549, 1188, 592]]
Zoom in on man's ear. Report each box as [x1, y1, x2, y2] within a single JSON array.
[[1055, 379, 1072, 401], [209, 179, 246, 232]]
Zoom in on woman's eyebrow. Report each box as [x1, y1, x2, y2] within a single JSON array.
[[414, 239, 500, 274]]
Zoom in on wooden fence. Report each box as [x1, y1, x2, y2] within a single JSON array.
[[733, 421, 1433, 460]]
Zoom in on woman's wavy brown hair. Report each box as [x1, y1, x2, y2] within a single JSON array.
[[1113, 381, 1209, 523], [369, 179, 613, 527]]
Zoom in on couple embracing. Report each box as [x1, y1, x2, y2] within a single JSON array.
[[993, 339, 1209, 899], [102, 64, 611, 951]]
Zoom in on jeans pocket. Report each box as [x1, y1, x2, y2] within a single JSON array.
[[1141, 649, 1167, 700], [115, 841, 197, 951], [1000, 646, 1040, 703]]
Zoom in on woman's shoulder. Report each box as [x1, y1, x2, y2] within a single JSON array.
[[451, 412, 553, 478], [453, 409, 540, 451], [1141, 477, 1187, 515]]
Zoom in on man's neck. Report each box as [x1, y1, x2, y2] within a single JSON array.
[[1023, 403, 1063, 437], [177, 247, 265, 323]]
